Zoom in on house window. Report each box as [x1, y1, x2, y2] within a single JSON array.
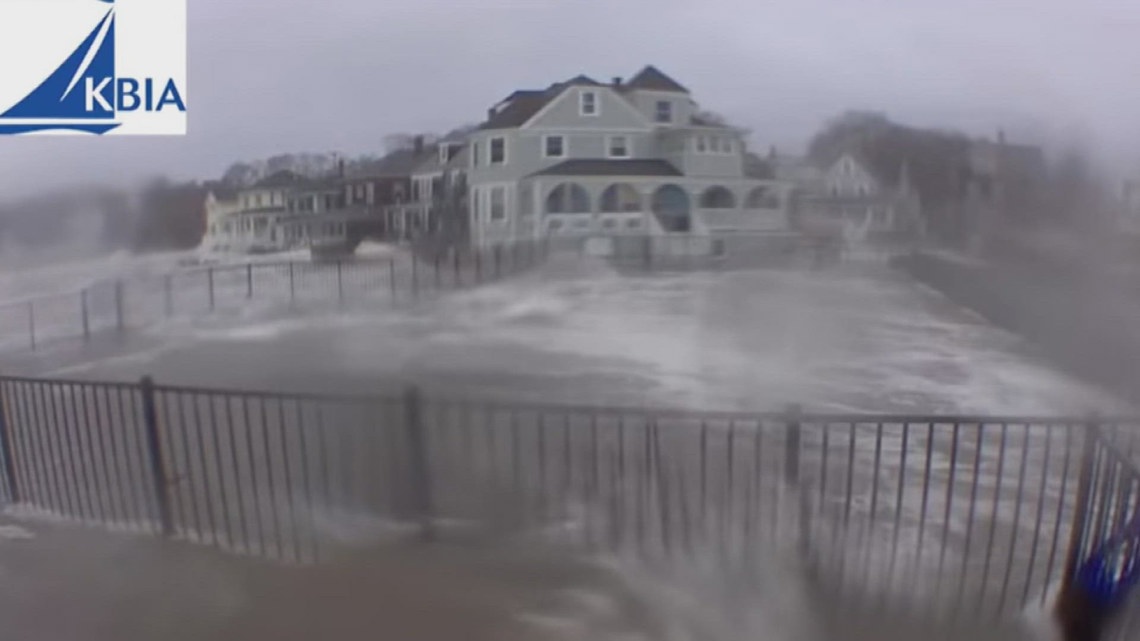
[[655, 100, 673, 123], [608, 135, 630, 158], [548, 219, 564, 232], [490, 186, 506, 220], [722, 139, 734, 154], [544, 135, 565, 158], [696, 136, 707, 153], [489, 137, 506, 164], [580, 91, 597, 116]]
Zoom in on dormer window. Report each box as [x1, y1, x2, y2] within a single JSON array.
[[439, 145, 450, 164], [655, 100, 673, 123], [580, 91, 598, 116]]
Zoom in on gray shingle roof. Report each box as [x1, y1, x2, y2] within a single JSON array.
[[479, 75, 606, 131], [528, 159, 682, 178], [624, 65, 689, 94]]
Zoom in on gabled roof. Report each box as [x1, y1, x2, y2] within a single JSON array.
[[822, 150, 899, 187], [528, 159, 682, 178], [480, 75, 605, 131], [624, 65, 689, 94]]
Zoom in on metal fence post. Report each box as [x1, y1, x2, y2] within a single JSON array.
[[288, 262, 296, 304], [411, 253, 419, 298], [1062, 420, 1100, 586], [246, 263, 253, 300], [207, 267, 216, 312], [115, 279, 125, 333], [139, 376, 173, 536], [453, 248, 461, 287], [80, 288, 90, 341], [163, 274, 173, 318], [0, 382, 21, 503], [389, 257, 397, 300], [336, 260, 344, 307], [785, 404, 811, 561], [27, 301, 35, 351], [403, 385, 434, 542], [785, 404, 802, 486]]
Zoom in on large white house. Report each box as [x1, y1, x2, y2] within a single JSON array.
[[463, 66, 791, 251]]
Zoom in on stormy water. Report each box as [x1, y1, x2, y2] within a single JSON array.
[[0, 247, 1122, 640]]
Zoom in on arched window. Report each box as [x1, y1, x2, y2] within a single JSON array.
[[545, 183, 590, 214], [699, 186, 736, 209], [651, 184, 691, 232], [600, 183, 641, 213], [746, 187, 781, 209]]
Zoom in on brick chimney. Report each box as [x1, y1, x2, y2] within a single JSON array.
[[612, 76, 623, 87], [414, 135, 424, 153], [338, 158, 345, 178]]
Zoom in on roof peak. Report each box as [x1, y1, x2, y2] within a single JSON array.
[[625, 65, 689, 94]]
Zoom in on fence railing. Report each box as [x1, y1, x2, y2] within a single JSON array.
[[0, 239, 547, 355], [0, 371, 1135, 627]]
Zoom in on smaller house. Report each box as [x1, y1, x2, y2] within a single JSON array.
[[347, 139, 436, 240], [797, 151, 921, 246], [201, 184, 241, 252], [407, 136, 470, 245], [200, 170, 314, 254]]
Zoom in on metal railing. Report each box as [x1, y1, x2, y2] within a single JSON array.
[[0, 372, 1133, 628], [0, 239, 547, 354]]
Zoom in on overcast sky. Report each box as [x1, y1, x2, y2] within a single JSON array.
[[1, 0, 1138, 200]]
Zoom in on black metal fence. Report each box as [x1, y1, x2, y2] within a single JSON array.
[[0, 372, 1136, 627], [0, 239, 547, 354]]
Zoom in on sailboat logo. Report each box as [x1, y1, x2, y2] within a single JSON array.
[[0, 0, 187, 136]]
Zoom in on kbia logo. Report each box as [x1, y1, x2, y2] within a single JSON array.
[[0, 0, 187, 135], [84, 78, 185, 114]]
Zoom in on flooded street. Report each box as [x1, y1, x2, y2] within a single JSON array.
[[1, 254, 1123, 641], [46, 254, 1122, 417]]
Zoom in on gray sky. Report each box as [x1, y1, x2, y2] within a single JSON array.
[[1, 0, 1138, 199]]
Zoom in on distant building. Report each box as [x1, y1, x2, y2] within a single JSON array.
[[463, 65, 792, 250], [961, 132, 1047, 254], [201, 185, 241, 252], [200, 170, 308, 254], [795, 151, 922, 245]]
